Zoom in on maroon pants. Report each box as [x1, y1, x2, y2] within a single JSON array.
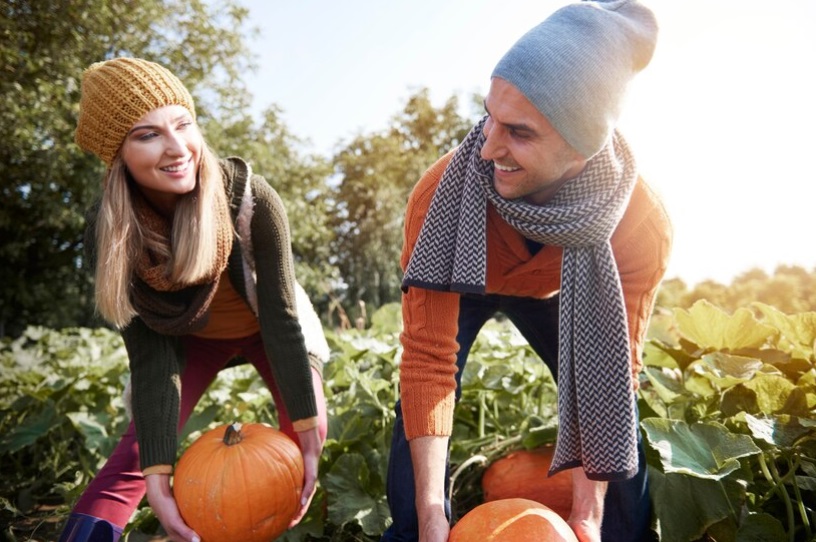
[[70, 333, 328, 528]]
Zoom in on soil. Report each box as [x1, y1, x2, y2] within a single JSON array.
[[3, 506, 171, 542]]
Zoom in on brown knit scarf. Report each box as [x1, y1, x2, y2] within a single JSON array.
[[130, 189, 232, 335]]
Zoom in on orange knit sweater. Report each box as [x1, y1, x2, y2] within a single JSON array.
[[399, 150, 673, 440]]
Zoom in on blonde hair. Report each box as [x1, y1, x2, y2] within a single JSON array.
[[94, 143, 231, 328]]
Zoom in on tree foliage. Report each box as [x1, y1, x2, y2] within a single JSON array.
[[330, 89, 478, 315], [1, 1, 483, 336], [656, 265, 816, 315], [1, 0, 274, 337], [207, 105, 339, 315]]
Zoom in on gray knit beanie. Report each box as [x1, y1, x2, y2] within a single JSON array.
[[491, 0, 658, 158]]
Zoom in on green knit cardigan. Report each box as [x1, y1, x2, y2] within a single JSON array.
[[86, 157, 318, 469]]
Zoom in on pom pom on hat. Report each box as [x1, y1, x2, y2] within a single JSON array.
[[491, 0, 658, 158], [75, 57, 196, 167]]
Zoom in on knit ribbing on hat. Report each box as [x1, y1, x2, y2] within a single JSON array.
[[491, 0, 657, 159], [75, 57, 196, 167]]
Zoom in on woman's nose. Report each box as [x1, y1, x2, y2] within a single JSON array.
[[165, 132, 187, 156]]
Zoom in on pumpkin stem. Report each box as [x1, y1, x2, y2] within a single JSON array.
[[223, 422, 244, 445]]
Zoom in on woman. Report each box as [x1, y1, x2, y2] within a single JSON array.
[[60, 57, 329, 542]]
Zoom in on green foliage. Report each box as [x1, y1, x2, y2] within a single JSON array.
[[641, 300, 816, 541], [5, 300, 816, 541], [329, 89, 478, 311], [0, 327, 130, 520], [1, 1, 483, 335], [657, 265, 816, 315], [284, 305, 558, 540], [0, 306, 556, 541], [205, 104, 340, 312]]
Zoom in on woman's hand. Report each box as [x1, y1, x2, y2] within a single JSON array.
[[289, 426, 324, 527], [145, 473, 200, 542]]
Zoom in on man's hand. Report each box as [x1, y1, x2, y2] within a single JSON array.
[[567, 467, 607, 542], [418, 508, 450, 542], [145, 473, 200, 542], [410, 435, 450, 542]]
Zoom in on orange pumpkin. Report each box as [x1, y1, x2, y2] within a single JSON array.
[[481, 446, 573, 519], [449, 498, 578, 541], [174, 422, 304, 542]]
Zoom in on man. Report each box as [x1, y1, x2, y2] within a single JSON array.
[[382, 1, 671, 541]]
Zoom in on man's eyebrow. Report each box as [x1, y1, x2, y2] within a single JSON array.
[[483, 100, 536, 134]]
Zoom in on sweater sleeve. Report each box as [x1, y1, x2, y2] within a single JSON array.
[[249, 175, 317, 423], [612, 177, 674, 382], [399, 152, 462, 440], [121, 317, 183, 469]]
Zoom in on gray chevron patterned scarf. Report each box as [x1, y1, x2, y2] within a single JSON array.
[[403, 116, 639, 480]]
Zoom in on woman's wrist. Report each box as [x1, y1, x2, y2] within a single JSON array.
[[143, 464, 173, 476], [292, 417, 319, 432]]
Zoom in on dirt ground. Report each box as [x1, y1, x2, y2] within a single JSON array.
[[4, 506, 171, 542]]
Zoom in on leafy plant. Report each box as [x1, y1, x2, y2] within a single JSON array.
[[640, 300, 816, 541], [0, 306, 558, 541], [8, 300, 814, 541], [0, 326, 131, 515]]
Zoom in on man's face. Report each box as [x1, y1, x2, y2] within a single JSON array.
[[480, 78, 586, 205]]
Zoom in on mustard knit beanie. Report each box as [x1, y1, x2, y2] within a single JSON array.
[[75, 57, 196, 167], [492, 0, 657, 159]]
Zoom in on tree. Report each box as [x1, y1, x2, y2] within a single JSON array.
[[330, 88, 477, 319], [207, 105, 339, 316], [0, 0, 254, 337], [654, 265, 816, 315]]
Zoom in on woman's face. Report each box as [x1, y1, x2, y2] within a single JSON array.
[[120, 105, 202, 212]]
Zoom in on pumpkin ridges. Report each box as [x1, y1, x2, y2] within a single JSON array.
[[174, 422, 304, 542], [449, 498, 578, 542], [240, 427, 300, 533], [239, 435, 296, 531]]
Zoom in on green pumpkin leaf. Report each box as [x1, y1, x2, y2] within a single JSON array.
[[753, 302, 816, 351], [325, 452, 390, 535], [744, 413, 815, 449], [702, 352, 764, 380], [643, 366, 684, 404], [648, 467, 744, 541], [743, 374, 795, 413], [720, 385, 759, 417], [735, 512, 787, 541], [642, 419, 761, 479], [66, 411, 109, 453], [674, 300, 777, 351], [0, 405, 59, 454]]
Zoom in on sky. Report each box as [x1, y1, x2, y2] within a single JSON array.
[[239, 0, 816, 287]]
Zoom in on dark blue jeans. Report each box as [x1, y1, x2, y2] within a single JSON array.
[[382, 293, 653, 541]]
